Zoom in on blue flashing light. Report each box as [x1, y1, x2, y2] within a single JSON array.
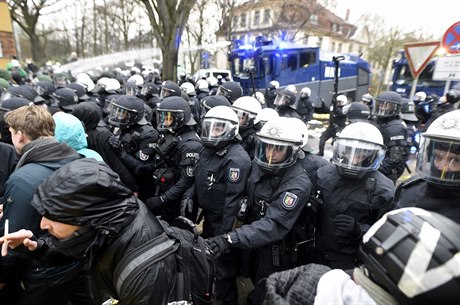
[[279, 42, 288, 49], [240, 44, 253, 50]]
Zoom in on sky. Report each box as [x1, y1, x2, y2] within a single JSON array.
[[334, 0, 459, 39]]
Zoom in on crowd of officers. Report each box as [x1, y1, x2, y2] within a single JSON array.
[[0, 61, 459, 305]]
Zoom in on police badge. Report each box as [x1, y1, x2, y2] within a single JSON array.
[[281, 192, 298, 210], [228, 168, 241, 182]]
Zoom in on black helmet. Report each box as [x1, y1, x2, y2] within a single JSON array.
[[124, 81, 139, 96], [273, 89, 296, 109], [156, 96, 196, 131], [346, 102, 370, 123], [359, 208, 460, 305], [400, 98, 418, 122], [35, 80, 57, 98], [53, 88, 79, 112], [66, 83, 90, 101], [0, 97, 31, 112], [216, 81, 243, 103], [108, 95, 148, 127], [446, 89, 460, 104], [200, 95, 231, 117], [375, 91, 402, 118], [160, 80, 181, 99], [2, 85, 45, 104], [141, 82, 158, 98]]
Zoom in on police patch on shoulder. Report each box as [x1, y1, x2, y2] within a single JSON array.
[[139, 151, 149, 161], [228, 168, 241, 182], [186, 165, 195, 177], [281, 192, 298, 210]]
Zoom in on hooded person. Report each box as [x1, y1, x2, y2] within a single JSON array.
[[53, 112, 103, 162]]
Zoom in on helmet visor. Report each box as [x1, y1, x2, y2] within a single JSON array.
[[416, 136, 460, 186], [254, 137, 296, 170], [216, 85, 232, 99], [201, 118, 236, 145], [54, 76, 69, 87], [160, 87, 176, 99], [332, 138, 385, 171], [156, 109, 185, 130], [375, 100, 400, 117], [108, 103, 137, 127], [233, 109, 252, 128], [274, 93, 290, 106], [125, 86, 137, 96]]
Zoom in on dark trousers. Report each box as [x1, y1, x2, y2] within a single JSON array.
[[318, 125, 337, 156]]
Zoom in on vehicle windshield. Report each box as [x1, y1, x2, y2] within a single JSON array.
[[232, 57, 257, 78], [395, 63, 445, 88]]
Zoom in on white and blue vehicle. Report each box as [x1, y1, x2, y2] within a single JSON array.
[[228, 38, 371, 110]]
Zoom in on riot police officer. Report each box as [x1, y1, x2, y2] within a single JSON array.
[[216, 81, 243, 104], [145, 96, 203, 224], [206, 117, 312, 304], [394, 110, 460, 223], [231, 96, 262, 159], [317, 94, 347, 156], [345, 102, 370, 123], [107, 95, 159, 201], [190, 106, 251, 305], [374, 91, 409, 183], [265, 80, 279, 109], [295, 87, 314, 122], [314, 122, 395, 270], [273, 89, 302, 119]]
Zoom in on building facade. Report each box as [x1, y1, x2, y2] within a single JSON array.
[[0, 0, 17, 69]]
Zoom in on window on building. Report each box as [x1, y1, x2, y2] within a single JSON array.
[[310, 14, 318, 25], [337, 43, 342, 53], [263, 9, 270, 24], [348, 44, 353, 53], [317, 37, 323, 48], [303, 34, 309, 45], [254, 10, 260, 26], [241, 13, 246, 28], [233, 16, 238, 27], [331, 42, 336, 52]]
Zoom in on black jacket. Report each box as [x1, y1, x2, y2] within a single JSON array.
[[0, 142, 18, 197]]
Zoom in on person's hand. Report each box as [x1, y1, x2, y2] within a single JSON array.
[[0, 229, 37, 256], [180, 197, 194, 216], [334, 214, 362, 240], [0, 204, 3, 220], [108, 136, 122, 152], [144, 196, 164, 210], [206, 235, 230, 258]]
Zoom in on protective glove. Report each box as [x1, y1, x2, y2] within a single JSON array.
[[180, 197, 194, 217], [144, 196, 164, 210], [108, 136, 122, 152], [334, 214, 362, 240], [206, 235, 230, 258]]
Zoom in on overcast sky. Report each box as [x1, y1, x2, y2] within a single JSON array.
[[335, 0, 459, 39]]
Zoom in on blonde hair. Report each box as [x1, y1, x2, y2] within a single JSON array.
[[5, 105, 55, 140]]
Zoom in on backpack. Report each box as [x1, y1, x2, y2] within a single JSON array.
[[162, 217, 215, 304]]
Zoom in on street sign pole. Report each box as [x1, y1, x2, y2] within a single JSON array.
[[444, 79, 452, 96], [409, 77, 419, 101]]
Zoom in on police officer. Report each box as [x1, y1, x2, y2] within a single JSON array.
[[394, 110, 460, 223], [424, 90, 457, 129], [265, 80, 279, 109], [206, 117, 312, 304], [345, 102, 370, 123], [107, 95, 159, 201], [295, 87, 315, 122], [160, 80, 182, 100], [34, 80, 57, 105], [374, 91, 409, 183], [314, 122, 395, 270], [180, 81, 200, 123], [216, 81, 243, 104], [231, 96, 262, 159], [317, 94, 347, 156], [273, 89, 302, 119], [51, 87, 79, 114], [145, 96, 203, 224], [189, 106, 251, 305]]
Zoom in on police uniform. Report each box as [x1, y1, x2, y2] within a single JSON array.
[[297, 152, 331, 182], [318, 106, 346, 156], [154, 128, 203, 224], [377, 117, 409, 183], [314, 163, 395, 270], [194, 142, 251, 305], [229, 162, 312, 304], [394, 178, 460, 224], [239, 126, 258, 159]]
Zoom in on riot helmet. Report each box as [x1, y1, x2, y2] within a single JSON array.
[[216, 81, 243, 103], [95, 77, 120, 94], [336, 94, 348, 107], [2, 85, 45, 104], [361, 93, 374, 108], [254, 107, 279, 126], [108, 95, 148, 128], [180, 82, 196, 96], [299, 87, 311, 99], [273, 89, 296, 109], [66, 83, 90, 101], [287, 117, 309, 150], [156, 96, 196, 131], [269, 80, 280, 90], [375, 91, 402, 118], [201, 105, 238, 148], [196, 79, 209, 93], [53, 88, 79, 112], [254, 117, 303, 173], [127, 74, 144, 88], [332, 122, 386, 179], [35, 80, 57, 98], [346, 102, 370, 123], [416, 109, 460, 186], [400, 98, 418, 122], [76, 73, 95, 92], [141, 82, 158, 99], [231, 96, 262, 128], [160, 80, 182, 99], [124, 81, 138, 96], [359, 208, 460, 305], [446, 89, 460, 104], [253, 91, 266, 106], [413, 91, 427, 104], [200, 95, 231, 118]]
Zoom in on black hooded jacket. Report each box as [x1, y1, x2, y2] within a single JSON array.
[[31, 158, 176, 304]]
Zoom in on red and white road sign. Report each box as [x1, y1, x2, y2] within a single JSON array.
[[404, 41, 440, 78], [442, 21, 460, 55]]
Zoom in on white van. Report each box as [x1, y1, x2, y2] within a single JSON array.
[[192, 69, 232, 82]]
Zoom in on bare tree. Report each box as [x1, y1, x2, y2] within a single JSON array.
[[140, 0, 197, 81], [7, 0, 59, 62], [215, 0, 238, 42]]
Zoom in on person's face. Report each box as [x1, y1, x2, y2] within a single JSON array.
[[40, 216, 81, 240], [265, 144, 287, 164], [211, 123, 225, 138], [433, 149, 460, 172]]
